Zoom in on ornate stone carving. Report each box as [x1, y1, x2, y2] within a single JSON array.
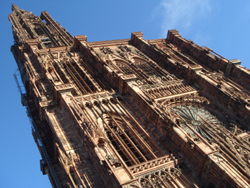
[[129, 154, 183, 175], [10, 6, 250, 187], [136, 167, 183, 188], [100, 47, 113, 54]]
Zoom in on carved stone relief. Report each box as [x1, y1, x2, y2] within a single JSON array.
[[97, 45, 148, 63], [134, 167, 183, 188]]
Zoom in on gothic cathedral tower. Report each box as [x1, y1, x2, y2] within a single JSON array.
[[9, 4, 250, 188]]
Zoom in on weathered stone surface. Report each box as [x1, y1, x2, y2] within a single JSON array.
[[10, 4, 250, 188]]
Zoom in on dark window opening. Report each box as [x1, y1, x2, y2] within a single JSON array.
[[125, 130, 152, 161], [34, 27, 44, 36], [116, 63, 134, 75], [41, 38, 50, 42], [119, 134, 144, 163], [120, 66, 134, 75], [135, 62, 161, 77], [53, 62, 68, 84], [41, 37, 54, 48], [44, 42, 54, 48], [107, 131, 133, 166]]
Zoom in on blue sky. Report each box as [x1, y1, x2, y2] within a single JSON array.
[[0, 1, 250, 187]]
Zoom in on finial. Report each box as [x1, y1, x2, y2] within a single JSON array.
[[11, 3, 19, 12]]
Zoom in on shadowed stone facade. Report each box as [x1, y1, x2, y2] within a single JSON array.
[[9, 4, 250, 188]]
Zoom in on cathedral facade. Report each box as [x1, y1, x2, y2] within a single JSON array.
[[9, 4, 250, 188]]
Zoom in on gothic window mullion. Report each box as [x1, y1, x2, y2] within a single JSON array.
[[105, 122, 138, 166], [116, 99, 166, 156], [149, 174, 165, 188], [64, 63, 88, 94], [157, 173, 174, 188], [116, 126, 148, 163], [67, 61, 93, 93], [139, 177, 155, 188], [107, 102, 154, 161], [114, 102, 160, 158], [167, 168, 183, 188], [108, 121, 141, 164], [101, 105, 140, 166], [107, 130, 133, 166], [135, 62, 161, 78]]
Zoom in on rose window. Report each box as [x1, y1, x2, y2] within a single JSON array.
[[172, 105, 237, 141]]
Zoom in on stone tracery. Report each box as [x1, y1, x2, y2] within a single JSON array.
[[10, 5, 250, 187]]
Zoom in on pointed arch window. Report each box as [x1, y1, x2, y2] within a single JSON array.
[[133, 58, 162, 77], [103, 112, 160, 167], [115, 61, 134, 75], [34, 26, 44, 36]]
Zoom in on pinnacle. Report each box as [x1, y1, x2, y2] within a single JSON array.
[[11, 3, 19, 11]]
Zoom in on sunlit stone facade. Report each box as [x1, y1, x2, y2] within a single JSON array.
[[9, 4, 250, 188]]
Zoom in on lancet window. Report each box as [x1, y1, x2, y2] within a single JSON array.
[[64, 59, 103, 95], [133, 58, 162, 77], [102, 111, 162, 167], [34, 26, 44, 36]]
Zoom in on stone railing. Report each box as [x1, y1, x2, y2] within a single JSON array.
[[129, 153, 183, 176], [55, 83, 73, 91]]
